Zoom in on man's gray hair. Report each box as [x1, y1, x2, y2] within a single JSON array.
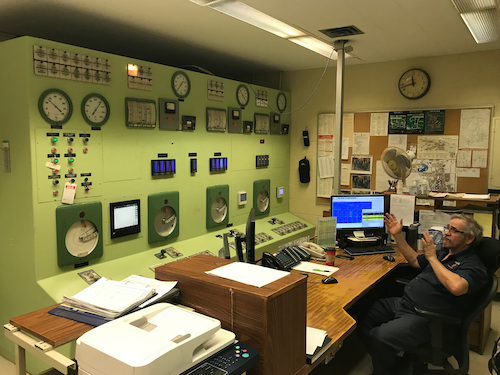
[[451, 214, 483, 244]]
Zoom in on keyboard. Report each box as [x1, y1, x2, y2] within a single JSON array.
[[345, 245, 395, 256]]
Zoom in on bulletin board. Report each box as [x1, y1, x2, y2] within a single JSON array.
[[316, 108, 492, 204]]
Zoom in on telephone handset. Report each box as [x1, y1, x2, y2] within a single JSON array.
[[300, 242, 326, 259], [262, 247, 304, 271]]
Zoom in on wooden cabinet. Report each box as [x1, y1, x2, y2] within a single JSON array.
[[469, 302, 492, 354], [155, 254, 307, 375]]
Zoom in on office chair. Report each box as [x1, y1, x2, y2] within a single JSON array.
[[405, 237, 500, 375]]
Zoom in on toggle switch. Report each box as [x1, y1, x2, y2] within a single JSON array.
[[67, 137, 74, 143], [52, 179, 59, 185], [83, 137, 89, 143]]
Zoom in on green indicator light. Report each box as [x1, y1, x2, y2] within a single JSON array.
[[69, 158, 74, 163], [52, 137, 58, 142], [54, 159, 59, 163]]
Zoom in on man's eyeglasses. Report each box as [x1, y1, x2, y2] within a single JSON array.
[[446, 225, 464, 234]]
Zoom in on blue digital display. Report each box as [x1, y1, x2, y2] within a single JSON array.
[[330, 195, 385, 230]]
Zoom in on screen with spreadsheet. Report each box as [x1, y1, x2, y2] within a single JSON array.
[[330, 195, 385, 230]]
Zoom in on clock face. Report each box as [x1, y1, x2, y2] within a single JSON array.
[[211, 197, 228, 223], [277, 92, 287, 112], [236, 84, 249, 107], [82, 93, 110, 126], [39, 89, 73, 125], [171, 71, 191, 99], [398, 69, 431, 99]]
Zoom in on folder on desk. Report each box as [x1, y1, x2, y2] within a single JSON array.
[[306, 336, 332, 364]]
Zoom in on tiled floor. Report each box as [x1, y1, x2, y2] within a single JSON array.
[[1, 301, 499, 375], [311, 300, 500, 375]]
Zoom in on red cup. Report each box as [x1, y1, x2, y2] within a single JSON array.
[[325, 249, 336, 266]]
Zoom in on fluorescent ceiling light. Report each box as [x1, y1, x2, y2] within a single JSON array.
[[461, 9, 500, 42], [208, 0, 305, 39], [451, 0, 496, 12], [288, 36, 337, 59]]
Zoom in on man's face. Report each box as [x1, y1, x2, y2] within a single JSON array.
[[443, 218, 470, 249]]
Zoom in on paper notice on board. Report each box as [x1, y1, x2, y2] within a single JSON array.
[[318, 136, 333, 157], [370, 113, 389, 136], [317, 177, 333, 198], [353, 133, 370, 155], [341, 164, 350, 185], [457, 168, 480, 178], [456, 149, 472, 167], [418, 210, 451, 234], [417, 135, 458, 160], [375, 160, 391, 192], [459, 108, 490, 149], [318, 113, 334, 136], [318, 157, 334, 178], [388, 134, 407, 149], [471, 149, 488, 168], [343, 114, 354, 146], [342, 138, 349, 160]]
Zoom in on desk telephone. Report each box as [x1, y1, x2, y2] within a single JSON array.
[[262, 243, 325, 271]]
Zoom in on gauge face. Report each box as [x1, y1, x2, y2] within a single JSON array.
[[211, 197, 227, 223], [236, 84, 249, 107], [277, 92, 287, 112], [257, 190, 269, 213], [171, 71, 191, 99], [82, 93, 110, 126], [39, 89, 73, 125], [154, 206, 177, 237], [65, 220, 99, 258]]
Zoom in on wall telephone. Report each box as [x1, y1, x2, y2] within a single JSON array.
[[300, 242, 326, 259], [262, 245, 310, 271]]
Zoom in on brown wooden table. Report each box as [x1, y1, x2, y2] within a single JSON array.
[[5, 252, 406, 375]]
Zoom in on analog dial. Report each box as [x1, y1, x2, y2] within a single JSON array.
[[82, 93, 110, 126], [277, 92, 287, 112], [257, 190, 269, 213], [38, 89, 73, 125], [171, 71, 191, 99], [211, 197, 228, 223], [398, 69, 431, 100], [236, 84, 250, 107], [65, 220, 99, 258]]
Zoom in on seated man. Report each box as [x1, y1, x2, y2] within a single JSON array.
[[358, 213, 487, 375]]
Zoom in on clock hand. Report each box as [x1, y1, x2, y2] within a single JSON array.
[[411, 76, 415, 86], [48, 99, 62, 113], [92, 101, 102, 115], [176, 81, 186, 92], [400, 82, 415, 88]]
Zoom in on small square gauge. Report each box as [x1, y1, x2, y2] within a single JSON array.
[[276, 186, 284, 198], [165, 102, 176, 113], [238, 191, 247, 205], [232, 110, 240, 119]]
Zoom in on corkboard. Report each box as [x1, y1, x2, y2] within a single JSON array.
[[317, 108, 491, 204]]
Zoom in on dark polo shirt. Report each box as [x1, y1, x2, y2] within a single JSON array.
[[402, 246, 488, 317]]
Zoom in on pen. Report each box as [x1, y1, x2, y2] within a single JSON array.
[[313, 269, 329, 272]]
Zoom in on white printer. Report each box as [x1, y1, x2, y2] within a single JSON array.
[[76, 303, 235, 375]]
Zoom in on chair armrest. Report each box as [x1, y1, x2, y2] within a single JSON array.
[[395, 278, 410, 285], [414, 307, 462, 325]]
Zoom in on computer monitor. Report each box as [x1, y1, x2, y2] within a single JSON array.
[[110, 199, 141, 239], [330, 195, 385, 231]]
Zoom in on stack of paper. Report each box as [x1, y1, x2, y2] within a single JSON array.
[[462, 193, 490, 200], [306, 327, 332, 364], [62, 277, 157, 319]]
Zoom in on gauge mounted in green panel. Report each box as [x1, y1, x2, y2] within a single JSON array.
[[38, 88, 73, 126], [81, 93, 110, 126]]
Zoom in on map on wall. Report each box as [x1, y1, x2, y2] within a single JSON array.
[[414, 159, 457, 192], [417, 135, 458, 160]]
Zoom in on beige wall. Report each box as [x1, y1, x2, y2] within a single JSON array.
[[282, 50, 500, 229]]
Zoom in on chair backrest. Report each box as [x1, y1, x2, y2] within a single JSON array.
[[474, 237, 500, 274]]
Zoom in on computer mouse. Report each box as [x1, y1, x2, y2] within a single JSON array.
[[383, 255, 395, 262], [322, 277, 338, 284]]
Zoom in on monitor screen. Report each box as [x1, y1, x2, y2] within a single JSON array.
[[110, 199, 141, 239], [330, 195, 385, 230]]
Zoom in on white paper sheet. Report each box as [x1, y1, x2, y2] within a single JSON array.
[[472, 149, 488, 168], [317, 177, 333, 198], [418, 211, 451, 234], [318, 136, 333, 157], [206, 262, 289, 287], [388, 134, 407, 149], [389, 194, 416, 226], [318, 113, 334, 136], [456, 149, 472, 167], [343, 114, 354, 147], [457, 168, 480, 178], [292, 261, 338, 276], [306, 327, 328, 355], [342, 137, 349, 160], [318, 156, 335, 178], [353, 133, 370, 155], [459, 108, 490, 149], [417, 135, 458, 160], [341, 164, 350, 186], [375, 160, 391, 192], [370, 113, 389, 136]]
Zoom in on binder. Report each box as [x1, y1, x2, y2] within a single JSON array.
[[306, 336, 332, 364]]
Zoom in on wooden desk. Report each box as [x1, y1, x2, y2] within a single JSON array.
[[5, 253, 405, 375]]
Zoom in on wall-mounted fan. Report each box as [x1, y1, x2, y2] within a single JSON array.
[[381, 147, 415, 186]]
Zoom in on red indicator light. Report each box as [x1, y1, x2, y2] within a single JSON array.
[[260, 139, 264, 144]]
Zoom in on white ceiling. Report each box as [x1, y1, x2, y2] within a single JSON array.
[[1, 0, 499, 82]]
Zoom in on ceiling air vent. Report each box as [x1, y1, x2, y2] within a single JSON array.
[[319, 25, 364, 38]]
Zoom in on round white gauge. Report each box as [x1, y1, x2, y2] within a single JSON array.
[[38, 89, 73, 125], [65, 220, 99, 258], [154, 206, 177, 237], [171, 71, 191, 99], [236, 84, 249, 107], [82, 93, 110, 126], [257, 190, 269, 213], [211, 197, 228, 224], [277, 92, 287, 112]]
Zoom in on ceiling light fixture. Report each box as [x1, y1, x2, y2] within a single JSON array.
[[450, 0, 500, 43], [189, 0, 342, 59]]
